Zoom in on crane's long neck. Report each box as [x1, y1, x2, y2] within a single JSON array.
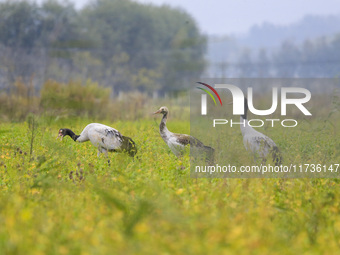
[[240, 115, 250, 136], [241, 107, 247, 121], [160, 112, 170, 137], [65, 129, 80, 141], [240, 99, 252, 136]]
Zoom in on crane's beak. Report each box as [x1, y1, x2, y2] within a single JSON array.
[[153, 109, 161, 115], [57, 132, 63, 140]]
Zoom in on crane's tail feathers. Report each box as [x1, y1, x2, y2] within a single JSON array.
[[272, 147, 282, 166], [203, 145, 215, 165], [127, 139, 138, 158], [113, 136, 138, 158]]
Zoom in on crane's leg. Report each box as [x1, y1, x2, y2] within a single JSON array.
[[102, 149, 110, 165], [97, 147, 110, 165]]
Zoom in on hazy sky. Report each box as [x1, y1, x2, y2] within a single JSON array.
[[37, 0, 340, 35]]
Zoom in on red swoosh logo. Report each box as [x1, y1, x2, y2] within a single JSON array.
[[197, 82, 223, 106]]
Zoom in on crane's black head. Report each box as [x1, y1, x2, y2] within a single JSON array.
[[58, 128, 68, 140], [57, 128, 78, 141]]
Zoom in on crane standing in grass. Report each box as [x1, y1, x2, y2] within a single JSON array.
[[57, 123, 137, 164], [240, 98, 282, 166], [153, 106, 214, 163]]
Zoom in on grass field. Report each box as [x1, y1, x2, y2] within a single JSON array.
[[1, 114, 340, 254]]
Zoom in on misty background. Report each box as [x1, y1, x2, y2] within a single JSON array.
[[0, 0, 340, 96]]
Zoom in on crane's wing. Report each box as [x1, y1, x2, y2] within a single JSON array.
[[94, 126, 123, 144], [175, 134, 190, 146], [253, 136, 275, 147], [85, 124, 124, 151], [248, 135, 282, 165], [174, 134, 204, 147], [176, 134, 214, 163], [245, 135, 278, 157]]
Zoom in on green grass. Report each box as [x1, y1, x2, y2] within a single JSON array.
[[1, 116, 340, 255]]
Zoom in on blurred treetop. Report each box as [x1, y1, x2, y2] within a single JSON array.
[[0, 0, 206, 93]]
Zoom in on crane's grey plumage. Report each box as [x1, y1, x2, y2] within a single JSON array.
[[153, 106, 214, 163], [241, 99, 282, 165], [58, 123, 137, 163]]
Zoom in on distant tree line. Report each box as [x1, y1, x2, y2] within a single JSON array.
[[210, 34, 340, 78], [0, 0, 206, 93]]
